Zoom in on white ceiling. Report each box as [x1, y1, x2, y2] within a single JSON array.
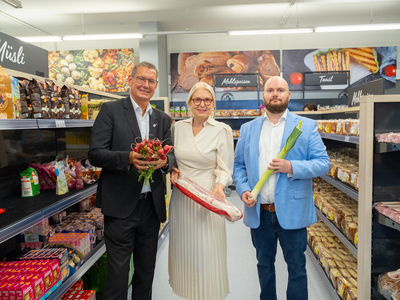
[[0, 0, 400, 38]]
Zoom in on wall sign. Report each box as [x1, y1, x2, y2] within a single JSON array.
[[304, 73, 348, 86], [0, 31, 48, 77], [214, 74, 258, 87], [348, 78, 384, 107]]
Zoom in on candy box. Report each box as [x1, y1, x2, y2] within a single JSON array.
[[14, 282, 34, 300], [22, 274, 44, 300]]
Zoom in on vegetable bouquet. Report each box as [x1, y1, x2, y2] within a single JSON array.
[[131, 138, 174, 185], [250, 121, 303, 201]]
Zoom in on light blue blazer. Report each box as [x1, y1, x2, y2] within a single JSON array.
[[233, 110, 330, 230]]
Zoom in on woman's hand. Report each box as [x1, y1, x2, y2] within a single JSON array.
[[170, 167, 180, 184], [213, 183, 226, 200]]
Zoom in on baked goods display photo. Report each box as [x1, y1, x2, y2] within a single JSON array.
[[282, 46, 397, 91], [170, 50, 280, 93]]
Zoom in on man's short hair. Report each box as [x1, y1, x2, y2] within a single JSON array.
[[131, 61, 159, 79], [304, 102, 318, 111]]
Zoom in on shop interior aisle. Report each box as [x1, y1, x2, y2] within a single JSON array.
[[153, 191, 336, 300]]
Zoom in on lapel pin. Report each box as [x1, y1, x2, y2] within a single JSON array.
[[153, 124, 157, 127]]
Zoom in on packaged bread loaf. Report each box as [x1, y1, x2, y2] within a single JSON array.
[[350, 120, 359, 136], [231, 109, 244, 117], [330, 120, 338, 134]]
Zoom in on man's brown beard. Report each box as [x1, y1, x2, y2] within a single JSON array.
[[265, 97, 289, 114]]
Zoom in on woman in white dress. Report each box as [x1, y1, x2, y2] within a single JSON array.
[[169, 82, 234, 300]]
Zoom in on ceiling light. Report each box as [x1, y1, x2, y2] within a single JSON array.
[[228, 28, 313, 36], [1, 0, 22, 8], [17, 36, 62, 42], [63, 33, 143, 41], [315, 23, 400, 33]]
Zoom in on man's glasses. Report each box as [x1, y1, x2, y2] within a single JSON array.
[[192, 98, 213, 106], [134, 76, 158, 87]]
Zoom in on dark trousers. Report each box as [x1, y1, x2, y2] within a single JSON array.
[[104, 193, 160, 300], [251, 210, 308, 300]]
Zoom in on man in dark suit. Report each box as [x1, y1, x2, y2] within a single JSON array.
[[89, 61, 175, 300]]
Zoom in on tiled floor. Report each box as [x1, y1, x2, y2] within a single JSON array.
[[152, 191, 336, 300]]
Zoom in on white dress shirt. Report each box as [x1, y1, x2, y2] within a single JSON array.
[[130, 96, 153, 193], [259, 109, 288, 204]]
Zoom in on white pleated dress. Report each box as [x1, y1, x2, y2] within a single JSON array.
[[168, 117, 234, 300]]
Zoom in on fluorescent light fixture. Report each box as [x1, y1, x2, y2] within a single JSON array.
[[63, 33, 143, 41], [228, 28, 313, 36], [17, 36, 62, 42], [1, 0, 22, 8], [315, 23, 400, 33]]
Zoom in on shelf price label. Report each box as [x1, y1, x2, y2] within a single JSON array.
[[345, 136, 350, 142], [55, 120, 66, 128]]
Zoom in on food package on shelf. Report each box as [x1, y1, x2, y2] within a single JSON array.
[[244, 109, 260, 116], [231, 109, 244, 117], [346, 287, 358, 300], [180, 106, 187, 117], [232, 130, 240, 138], [349, 120, 359, 136], [336, 120, 344, 135], [343, 119, 353, 136], [316, 120, 323, 133], [10, 76, 21, 119], [337, 165, 352, 184], [88, 99, 104, 120], [28, 79, 51, 119], [378, 269, 400, 300], [0, 65, 13, 119], [214, 110, 231, 117], [376, 132, 400, 144], [329, 120, 338, 134], [169, 106, 175, 117], [374, 202, 400, 224], [174, 106, 180, 118]]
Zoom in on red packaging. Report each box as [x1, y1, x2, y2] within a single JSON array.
[[75, 161, 84, 190], [14, 282, 34, 300], [21, 274, 44, 300]]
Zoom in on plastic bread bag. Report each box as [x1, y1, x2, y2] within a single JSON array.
[[55, 160, 69, 195], [173, 177, 243, 222], [378, 269, 400, 299], [75, 161, 84, 190]]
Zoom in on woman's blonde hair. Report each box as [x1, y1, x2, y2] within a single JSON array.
[[185, 82, 217, 109]]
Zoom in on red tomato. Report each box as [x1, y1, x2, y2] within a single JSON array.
[[384, 65, 396, 77], [290, 72, 303, 85]]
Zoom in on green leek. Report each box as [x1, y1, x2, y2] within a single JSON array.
[[250, 120, 303, 201]]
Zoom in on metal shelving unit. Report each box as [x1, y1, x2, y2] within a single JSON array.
[[375, 210, 400, 232], [0, 119, 40, 130], [0, 184, 97, 244], [315, 208, 358, 257], [320, 174, 358, 201], [319, 133, 359, 144], [47, 241, 106, 300], [306, 246, 341, 300], [38, 119, 95, 129]]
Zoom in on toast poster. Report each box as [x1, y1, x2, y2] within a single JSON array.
[[282, 46, 397, 91], [170, 50, 280, 93], [48, 48, 134, 93]]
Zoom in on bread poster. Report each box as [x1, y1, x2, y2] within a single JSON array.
[[170, 50, 281, 93], [282, 46, 397, 91], [48, 48, 134, 93]]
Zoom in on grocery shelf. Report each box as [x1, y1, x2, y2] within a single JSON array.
[[374, 209, 400, 232], [37, 119, 95, 129], [0, 184, 97, 244], [305, 246, 341, 300], [319, 133, 359, 144], [315, 208, 358, 258], [174, 116, 259, 120], [320, 174, 358, 201], [0, 119, 39, 130], [293, 107, 360, 115], [0, 119, 95, 130], [47, 240, 106, 300]]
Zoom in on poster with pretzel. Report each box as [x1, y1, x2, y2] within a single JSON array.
[[170, 50, 280, 93]]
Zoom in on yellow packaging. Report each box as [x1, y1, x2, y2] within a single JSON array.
[[80, 93, 89, 120], [0, 65, 13, 119]]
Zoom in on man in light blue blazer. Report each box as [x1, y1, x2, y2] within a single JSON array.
[[233, 76, 330, 300]]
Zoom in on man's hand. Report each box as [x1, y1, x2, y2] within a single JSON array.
[[149, 154, 168, 170], [242, 191, 256, 207], [170, 167, 180, 184], [267, 158, 293, 175], [213, 182, 226, 200], [129, 151, 149, 171]]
